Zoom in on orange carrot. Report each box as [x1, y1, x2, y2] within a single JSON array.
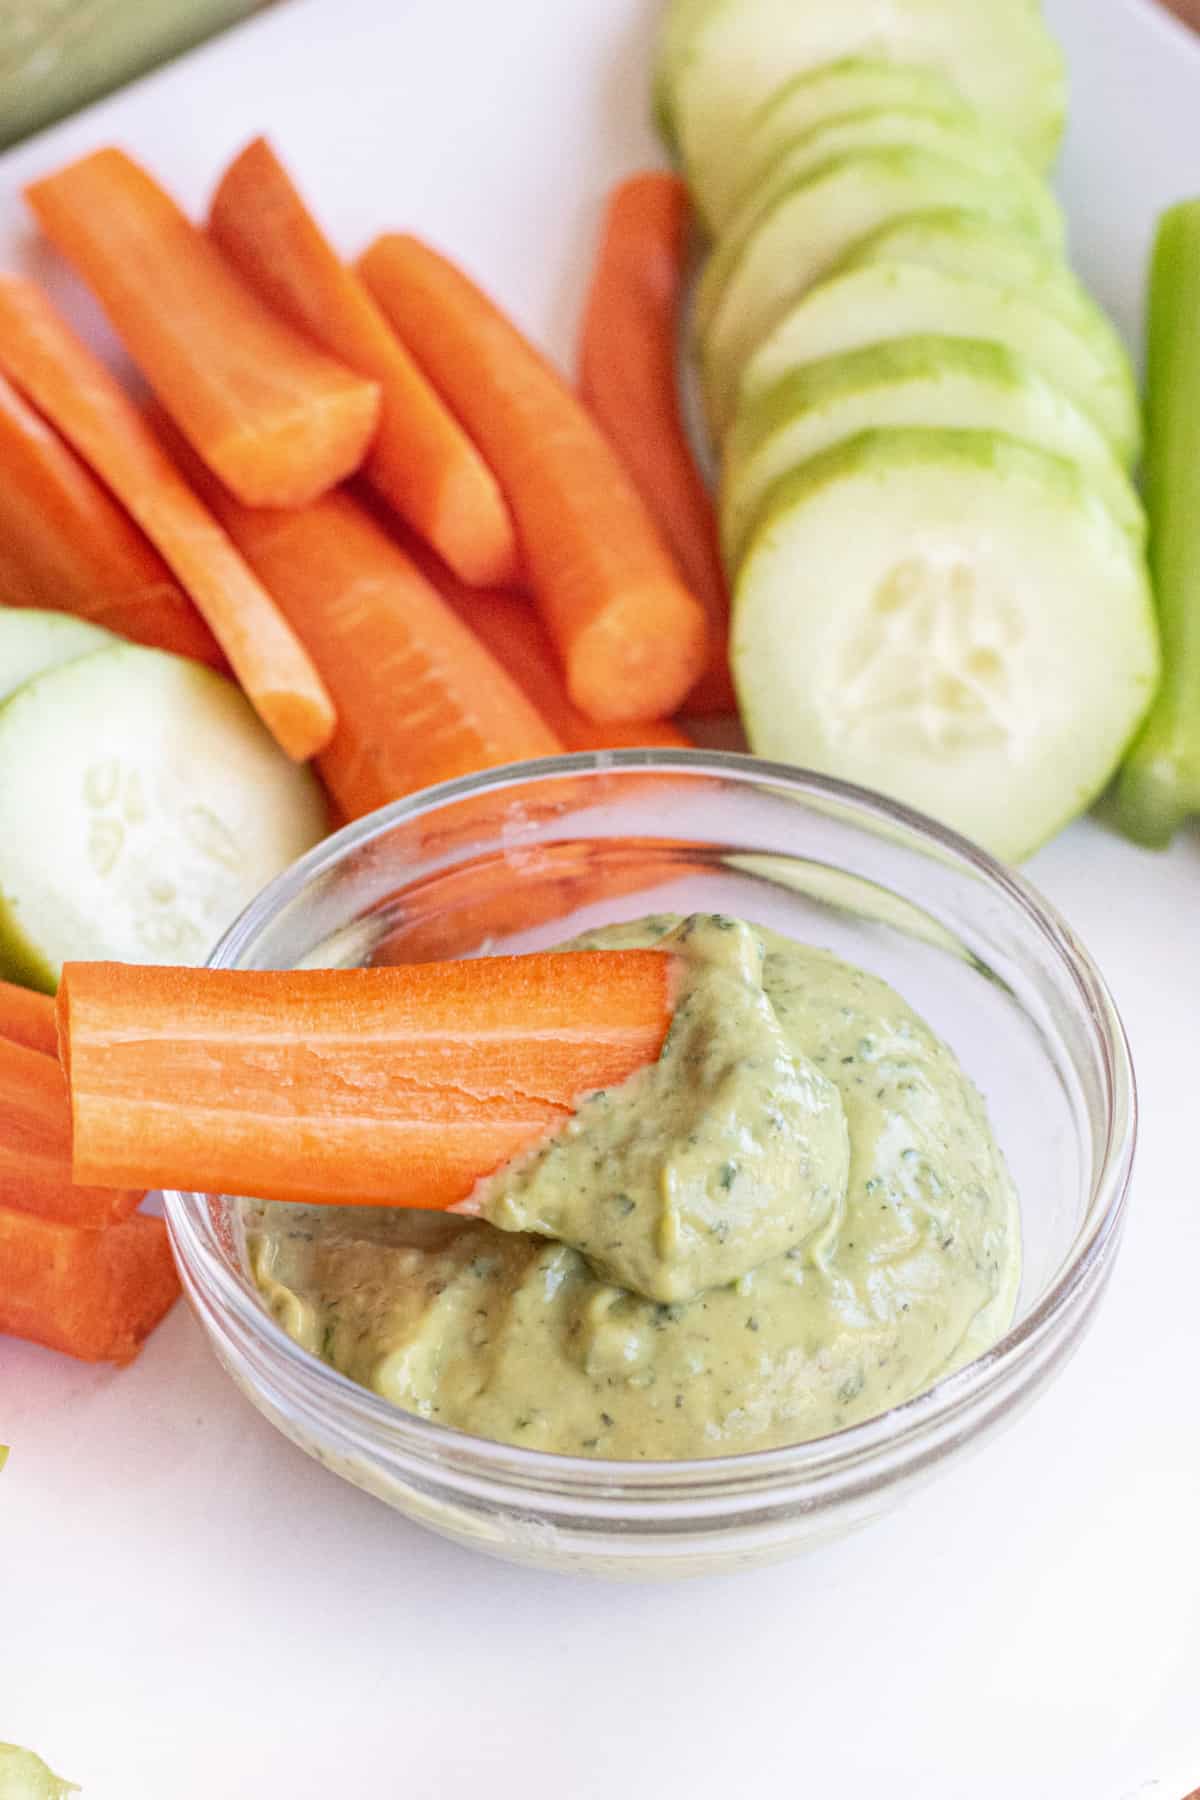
[[208, 137, 519, 588], [0, 368, 225, 668], [358, 234, 709, 724], [0, 978, 57, 1057], [25, 147, 381, 508], [444, 586, 692, 751], [579, 173, 734, 713], [0, 1206, 179, 1364], [0, 277, 335, 761], [185, 470, 562, 819], [59, 953, 675, 1208], [0, 1036, 143, 1229]]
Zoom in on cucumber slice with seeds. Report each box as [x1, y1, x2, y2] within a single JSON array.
[[732, 429, 1159, 862], [721, 337, 1144, 567], [697, 147, 1064, 437], [0, 644, 327, 989], [660, 0, 1067, 200], [704, 58, 973, 232], [0, 608, 118, 703], [737, 260, 1142, 465]]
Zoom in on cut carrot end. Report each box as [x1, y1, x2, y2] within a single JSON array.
[[357, 233, 711, 724], [25, 147, 382, 508], [566, 580, 709, 724], [208, 136, 519, 578], [0, 1037, 144, 1230], [59, 953, 675, 1208], [0, 1206, 179, 1364]]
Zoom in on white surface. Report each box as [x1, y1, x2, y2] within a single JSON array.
[[2, 1, 1199, 1793]]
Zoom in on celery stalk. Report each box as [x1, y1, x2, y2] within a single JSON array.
[[1113, 200, 1200, 846]]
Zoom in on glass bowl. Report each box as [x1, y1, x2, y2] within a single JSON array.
[[164, 752, 1135, 1579]]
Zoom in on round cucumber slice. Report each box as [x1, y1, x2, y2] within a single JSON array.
[[697, 147, 1064, 438], [719, 106, 1064, 260], [662, 0, 1067, 197], [0, 608, 118, 704], [721, 337, 1145, 568], [737, 260, 1142, 466], [0, 644, 328, 990], [834, 209, 1134, 371], [703, 58, 973, 232], [732, 429, 1159, 862]]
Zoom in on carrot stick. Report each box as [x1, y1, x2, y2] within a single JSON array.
[[0, 978, 57, 1058], [0, 368, 224, 668], [187, 471, 562, 819], [58, 953, 675, 1208], [579, 173, 735, 713], [0, 277, 335, 761], [0, 1036, 143, 1229], [358, 234, 709, 724], [443, 586, 692, 751], [25, 147, 381, 508], [0, 1206, 179, 1364], [208, 138, 519, 588]]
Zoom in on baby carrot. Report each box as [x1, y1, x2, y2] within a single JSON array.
[[358, 233, 709, 723], [0, 1206, 178, 1364], [0, 277, 334, 761], [443, 585, 692, 751], [59, 953, 675, 1208], [579, 173, 734, 712], [0, 1036, 142, 1230], [208, 137, 519, 587], [0, 978, 57, 1057], [190, 473, 562, 819], [0, 367, 224, 668], [26, 147, 381, 508]]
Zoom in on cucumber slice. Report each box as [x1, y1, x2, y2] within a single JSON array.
[[0, 644, 328, 990], [732, 429, 1159, 862], [702, 57, 973, 233], [661, 0, 1067, 196], [719, 106, 1064, 260], [721, 337, 1145, 567], [738, 260, 1142, 466], [835, 209, 1133, 370], [0, 1743, 78, 1800], [697, 147, 1064, 438], [0, 608, 118, 703]]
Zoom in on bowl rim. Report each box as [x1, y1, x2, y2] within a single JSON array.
[[164, 749, 1136, 1497]]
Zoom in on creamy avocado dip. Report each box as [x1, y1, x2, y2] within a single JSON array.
[[249, 915, 1020, 1460]]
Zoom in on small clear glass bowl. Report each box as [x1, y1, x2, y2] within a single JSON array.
[[164, 753, 1135, 1579]]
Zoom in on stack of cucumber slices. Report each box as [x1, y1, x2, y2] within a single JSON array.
[[658, 0, 1161, 861], [0, 611, 327, 989]]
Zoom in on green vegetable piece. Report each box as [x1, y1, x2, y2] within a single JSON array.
[[1112, 200, 1200, 846], [0, 1744, 79, 1799]]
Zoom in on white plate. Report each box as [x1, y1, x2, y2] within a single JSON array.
[[1, 3, 1199, 1796]]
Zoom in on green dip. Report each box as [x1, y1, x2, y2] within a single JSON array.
[[249, 914, 1020, 1460]]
